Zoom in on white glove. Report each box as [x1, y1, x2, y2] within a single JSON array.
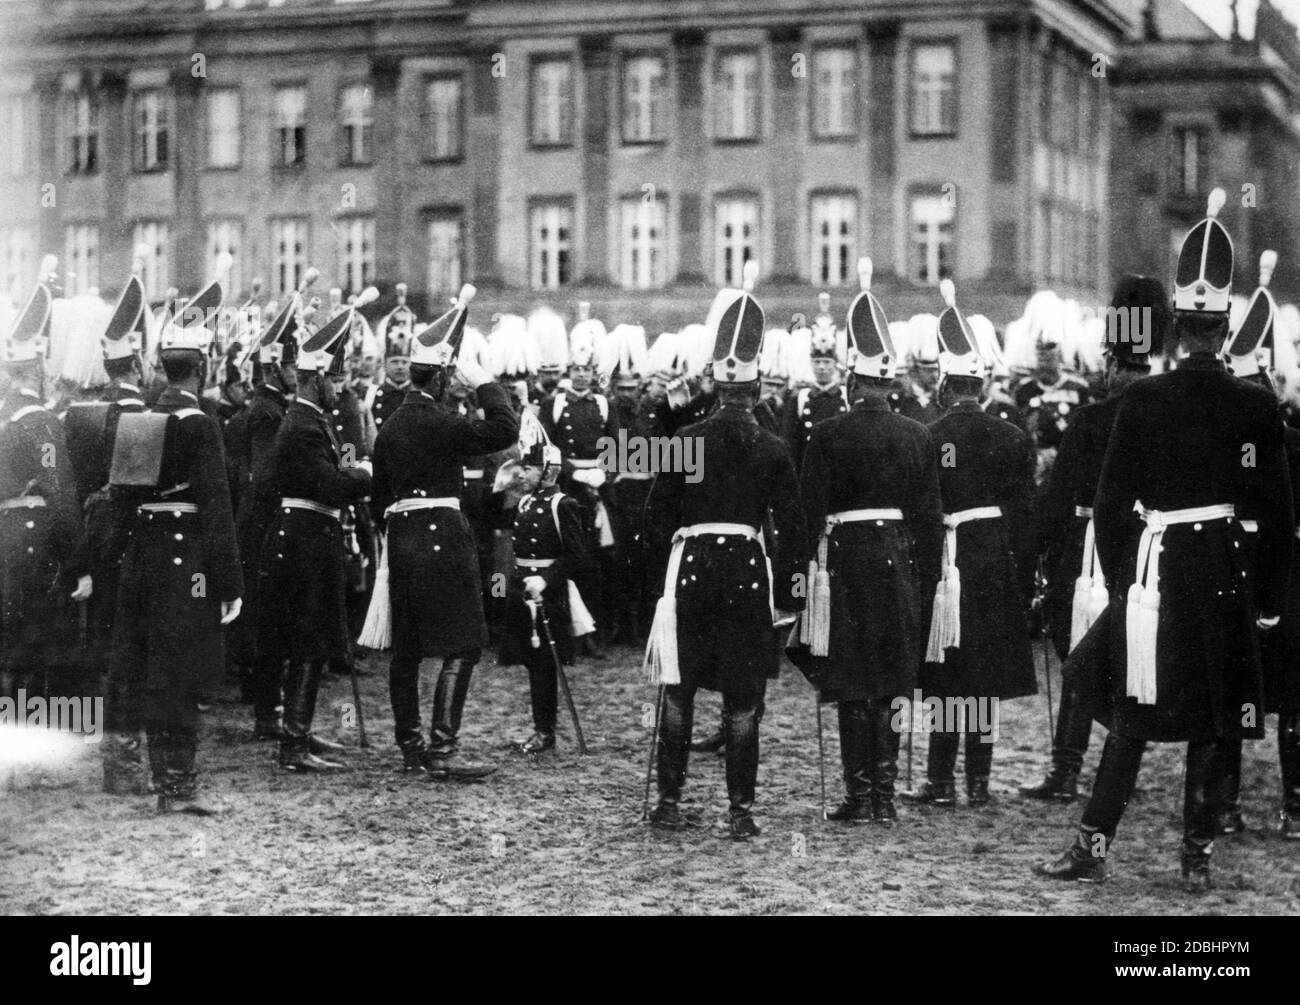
[[666, 377, 690, 409], [1258, 613, 1280, 630], [221, 598, 243, 625], [354, 458, 373, 477], [70, 574, 93, 602], [523, 575, 546, 599], [572, 467, 606, 489], [456, 354, 492, 390]]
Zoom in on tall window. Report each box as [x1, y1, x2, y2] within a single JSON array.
[[132, 222, 170, 301], [336, 216, 374, 296], [64, 225, 99, 296], [622, 54, 666, 143], [529, 202, 573, 290], [1170, 127, 1206, 197], [207, 220, 243, 301], [0, 227, 34, 302], [206, 88, 241, 168], [271, 218, 308, 298], [133, 90, 169, 172], [63, 92, 98, 175], [714, 50, 759, 140], [910, 194, 953, 285], [812, 46, 857, 139], [530, 58, 573, 147], [424, 76, 463, 161], [339, 84, 373, 165], [620, 195, 666, 289], [810, 194, 857, 286], [911, 43, 956, 137], [715, 197, 758, 287], [3, 94, 31, 175], [427, 215, 463, 301], [275, 85, 307, 167]]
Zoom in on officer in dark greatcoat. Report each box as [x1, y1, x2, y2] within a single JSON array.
[[1040, 190, 1294, 887], [257, 304, 374, 772], [910, 280, 1037, 809], [643, 261, 806, 840], [788, 258, 944, 824], [1021, 275, 1168, 803], [0, 261, 89, 703], [370, 285, 519, 779], [780, 320, 848, 471], [109, 277, 242, 815]]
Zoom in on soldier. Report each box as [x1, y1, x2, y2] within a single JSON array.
[[370, 285, 519, 779], [257, 300, 374, 772], [892, 317, 944, 425], [756, 327, 791, 434], [327, 349, 377, 655], [369, 283, 415, 433], [0, 259, 90, 704], [1021, 275, 1169, 802], [1213, 251, 1300, 837], [1010, 306, 1092, 480], [788, 258, 944, 824], [108, 274, 242, 815], [643, 261, 805, 840], [908, 280, 1037, 808], [780, 314, 848, 471], [497, 435, 592, 753], [1039, 190, 1293, 887]]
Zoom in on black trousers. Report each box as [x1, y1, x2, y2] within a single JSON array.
[[657, 681, 765, 817], [925, 726, 994, 781], [145, 700, 201, 799], [525, 650, 558, 735], [388, 644, 480, 754], [1050, 680, 1095, 776], [1080, 732, 1220, 851]]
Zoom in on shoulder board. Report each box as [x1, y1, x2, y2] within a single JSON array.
[[552, 392, 567, 425], [173, 408, 206, 421], [9, 404, 47, 424]]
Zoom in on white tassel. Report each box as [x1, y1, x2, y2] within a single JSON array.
[[810, 566, 831, 657], [642, 596, 680, 685], [356, 535, 391, 650], [568, 580, 597, 636], [799, 559, 818, 646], [1136, 586, 1160, 705], [1125, 581, 1143, 699], [926, 578, 948, 663], [942, 566, 961, 650], [1070, 574, 1093, 651], [1086, 575, 1109, 627]]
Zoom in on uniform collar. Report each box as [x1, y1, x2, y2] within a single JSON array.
[[851, 396, 891, 413], [385, 379, 411, 391], [948, 399, 983, 413], [1178, 353, 1225, 372], [714, 403, 757, 425]]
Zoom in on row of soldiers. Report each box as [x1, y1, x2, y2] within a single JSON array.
[[1, 186, 1295, 888]]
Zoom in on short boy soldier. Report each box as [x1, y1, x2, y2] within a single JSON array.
[[1022, 275, 1169, 802], [780, 314, 848, 471], [910, 280, 1037, 808], [0, 259, 89, 703], [496, 434, 591, 753], [1039, 190, 1293, 887], [789, 258, 944, 824], [109, 274, 242, 815], [257, 300, 375, 772], [644, 262, 806, 840], [370, 285, 519, 779]]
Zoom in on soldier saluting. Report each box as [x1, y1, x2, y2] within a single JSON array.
[[108, 271, 242, 815], [1039, 190, 1294, 888], [369, 285, 519, 779], [644, 261, 806, 840], [789, 258, 944, 824]]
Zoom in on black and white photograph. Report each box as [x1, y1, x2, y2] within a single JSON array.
[[0, 0, 1297, 941]]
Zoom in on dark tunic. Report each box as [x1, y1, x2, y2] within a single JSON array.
[[369, 379, 410, 434], [1014, 373, 1092, 451], [372, 384, 519, 658], [256, 400, 371, 663], [645, 405, 806, 697], [780, 381, 849, 471], [1086, 355, 1294, 742], [0, 388, 86, 678], [112, 388, 242, 716], [922, 402, 1037, 702], [787, 397, 944, 702], [497, 484, 589, 667]]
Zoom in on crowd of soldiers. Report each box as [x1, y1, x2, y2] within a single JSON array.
[[1, 186, 1298, 890]]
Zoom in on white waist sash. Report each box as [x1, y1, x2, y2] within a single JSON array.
[[1126, 500, 1235, 705], [384, 497, 461, 517], [926, 506, 1003, 663], [643, 522, 768, 686], [1239, 519, 1258, 534], [282, 497, 342, 521], [516, 557, 556, 569], [1074, 505, 1094, 518], [140, 502, 198, 515], [0, 496, 45, 511]]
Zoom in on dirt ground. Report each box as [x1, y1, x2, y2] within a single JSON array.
[[2, 643, 1298, 916]]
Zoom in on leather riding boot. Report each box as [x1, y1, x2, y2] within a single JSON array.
[[102, 732, 148, 796], [966, 729, 994, 806], [1183, 740, 1220, 891], [155, 721, 225, 815], [250, 655, 285, 739], [280, 662, 344, 772], [905, 730, 959, 805], [650, 684, 692, 828], [1215, 737, 1246, 834], [1020, 683, 1087, 801], [428, 655, 495, 781], [389, 649, 425, 770], [1279, 713, 1300, 839], [723, 692, 761, 836], [147, 726, 170, 799], [526, 656, 558, 737], [870, 700, 901, 824], [1036, 823, 1109, 883], [828, 701, 874, 823]]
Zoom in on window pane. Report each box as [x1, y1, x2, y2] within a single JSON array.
[[912, 44, 956, 135], [911, 195, 954, 285], [532, 59, 572, 146], [715, 52, 759, 140], [426, 77, 463, 160], [530, 203, 573, 289], [207, 89, 240, 168], [810, 194, 857, 286], [620, 196, 666, 289], [623, 55, 666, 142], [813, 47, 856, 138], [714, 198, 758, 286], [427, 217, 463, 301], [63, 225, 100, 296]]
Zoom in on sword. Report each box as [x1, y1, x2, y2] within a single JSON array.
[[531, 598, 588, 754], [643, 685, 664, 820], [1033, 556, 1056, 743], [347, 659, 369, 748], [814, 690, 827, 821]]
